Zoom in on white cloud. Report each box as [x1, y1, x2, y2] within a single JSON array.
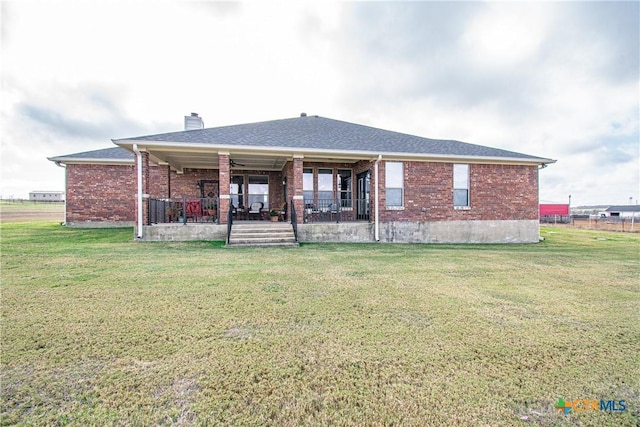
[[462, 2, 551, 68], [0, 1, 637, 206], [331, 2, 639, 206]]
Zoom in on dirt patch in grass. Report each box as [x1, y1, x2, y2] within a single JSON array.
[[0, 210, 64, 222], [0, 201, 64, 223], [222, 326, 259, 340]]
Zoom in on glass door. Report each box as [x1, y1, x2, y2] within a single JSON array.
[[230, 175, 244, 209], [356, 171, 370, 220], [248, 176, 269, 211]]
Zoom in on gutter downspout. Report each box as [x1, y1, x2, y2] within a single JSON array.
[[133, 144, 143, 239], [374, 155, 382, 241], [54, 161, 67, 225]]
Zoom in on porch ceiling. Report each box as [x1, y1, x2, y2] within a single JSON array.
[[148, 149, 291, 172], [146, 148, 361, 173]]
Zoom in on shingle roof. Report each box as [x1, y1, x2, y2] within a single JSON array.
[[116, 115, 551, 162], [48, 147, 134, 162]]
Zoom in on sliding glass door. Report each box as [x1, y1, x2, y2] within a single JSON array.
[[248, 176, 268, 209]]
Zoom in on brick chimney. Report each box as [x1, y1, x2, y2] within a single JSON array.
[[184, 112, 204, 130]]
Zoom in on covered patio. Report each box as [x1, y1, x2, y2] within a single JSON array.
[[113, 136, 378, 243], [114, 134, 377, 233]]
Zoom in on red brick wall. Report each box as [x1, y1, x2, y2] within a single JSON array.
[[282, 161, 294, 201], [149, 165, 170, 198], [267, 171, 286, 210], [168, 169, 220, 199], [469, 164, 539, 220], [65, 160, 538, 224], [353, 160, 374, 178], [66, 164, 136, 223], [381, 161, 539, 222]]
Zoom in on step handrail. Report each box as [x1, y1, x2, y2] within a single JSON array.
[[290, 198, 298, 242], [226, 205, 233, 244]]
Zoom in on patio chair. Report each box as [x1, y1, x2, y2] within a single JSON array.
[[248, 202, 263, 220], [185, 199, 202, 222], [164, 199, 181, 223], [327, 203, 339, 222], [278, 202, 287, 222]]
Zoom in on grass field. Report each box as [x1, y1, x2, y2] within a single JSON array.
[[1, 222, 638, 426]]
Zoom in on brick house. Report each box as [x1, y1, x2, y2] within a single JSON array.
[[49, 114, 555, 243]]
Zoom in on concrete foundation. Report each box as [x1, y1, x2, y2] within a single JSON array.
[[380, 220, 540, 243], [297, 223, 375, 243], [299, 220, 539, 244], [140, 223, 227, 241], [138, 220, 539, 244]]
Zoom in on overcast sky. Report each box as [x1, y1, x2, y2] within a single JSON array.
[[2, 1, 638, 206]]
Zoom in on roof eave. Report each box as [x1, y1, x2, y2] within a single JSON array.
[[47, 156, 135, 165], [114, 140, 556, 166]]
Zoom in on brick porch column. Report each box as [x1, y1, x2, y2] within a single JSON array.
[[292, 155, 304, 224], [142, 151, 150, 225], [218, 152, 230, 224]]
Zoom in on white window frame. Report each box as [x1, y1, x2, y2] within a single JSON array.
[[385, 161, 404, 209], [338, 169, 353, 210], [317, 168, 334, 202], [453, 164, 470, 209], [303, 167, 314, 208]]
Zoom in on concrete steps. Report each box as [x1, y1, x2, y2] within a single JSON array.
[[228, 222, 298, 247]]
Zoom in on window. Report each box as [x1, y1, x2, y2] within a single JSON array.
[[385, 162, 404, 207], [453, 164, 469, 207], [303, 168, 314, 206], [318, 169, 333, 202], [248, 176, 268, 208], [230, 175, 244, 208], [338, 169, 352, 208]]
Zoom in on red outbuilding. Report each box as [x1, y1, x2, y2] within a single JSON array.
[[539, 203, 569, 216]]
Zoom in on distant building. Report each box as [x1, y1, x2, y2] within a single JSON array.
[[539, 203, 569, 216], [539, 203, 570, 223], [29, 191, 65, 202], [605, 205, 640, 218]]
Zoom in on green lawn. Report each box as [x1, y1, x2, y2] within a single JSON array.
[[1, 223, 638, 426]]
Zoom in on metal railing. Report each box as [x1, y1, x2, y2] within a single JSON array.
[[290, 198, 298, 242], [539, 215, 571, 224], [148, 197, 220, 225], [302, 198, 370, 223]]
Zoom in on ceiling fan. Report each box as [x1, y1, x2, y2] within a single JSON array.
[[230, 159, 246, 167]]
